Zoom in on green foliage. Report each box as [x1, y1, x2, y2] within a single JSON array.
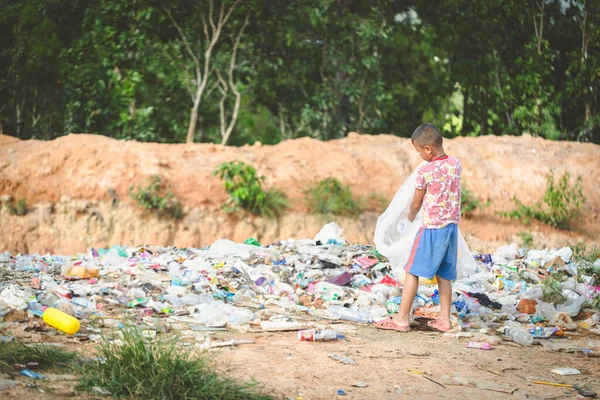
[[0, 339, 77, 372], [460, 186, 488, 217], [541, 273, 568, 304], [129, 176, 183, 220], [499, 172, 585, 229], [213, 161, 288, 218], [78, 327, 272, 400], [518, 231, 534, 248], [569, 242, 600, 263], [7, 198, 28, 216], [1, 0, 600, 144], [306, 178, 364, 216]]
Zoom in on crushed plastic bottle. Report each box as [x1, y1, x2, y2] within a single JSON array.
[[329, 305, 370, 324], [297, 329, 345, 341], [503, 321, 534, 346]]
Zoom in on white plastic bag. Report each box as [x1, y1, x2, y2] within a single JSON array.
[[374, 163, 477, 282], [314, 222, 346, 244]]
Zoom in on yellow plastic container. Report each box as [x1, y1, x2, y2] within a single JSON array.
[[42, 307, 80, 335], [420, 276, 438, 285]]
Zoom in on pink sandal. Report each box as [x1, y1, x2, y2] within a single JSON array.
[[427, 318, 451, 332], [374, 317, 410, 332]]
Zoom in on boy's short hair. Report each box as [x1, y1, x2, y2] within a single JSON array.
[[411, 123, 443, 148]]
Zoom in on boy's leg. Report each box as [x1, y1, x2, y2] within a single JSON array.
[[435, 276, 452, 329], [433, 224, 458, 330], [392, 272, 418, 327]]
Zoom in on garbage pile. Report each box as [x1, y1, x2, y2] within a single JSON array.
[[0, 223, 599, 351]]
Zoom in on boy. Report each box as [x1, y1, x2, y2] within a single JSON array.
[[376, 123, 461, 332]]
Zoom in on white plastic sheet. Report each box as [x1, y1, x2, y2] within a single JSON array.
[[374, 163, 477, 282]]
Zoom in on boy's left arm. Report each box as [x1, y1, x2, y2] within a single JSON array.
[[407, 188, 425, 222]]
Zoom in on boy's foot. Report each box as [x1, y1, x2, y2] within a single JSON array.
[[427, 318, 452, 332], [374, 317, 410, 332]]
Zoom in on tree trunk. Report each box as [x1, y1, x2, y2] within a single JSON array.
[[186, 87, 202, 143], [537, 0, 544, 54], [462, 87, 471, 136]]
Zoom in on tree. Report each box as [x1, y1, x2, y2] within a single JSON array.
[[163, 0, 245, 144]]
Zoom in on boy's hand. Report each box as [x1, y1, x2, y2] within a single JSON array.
[[408, 188, 425, 222]]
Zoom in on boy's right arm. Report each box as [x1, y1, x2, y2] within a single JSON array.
[[407, 188, 424, 222]]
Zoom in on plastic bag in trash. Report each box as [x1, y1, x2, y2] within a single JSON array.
[[0, 285, 31, 310], [556, 295, 586, 317], [205, 239, 263, 258], [314, 222, 346, 244], [373, 163, 477, 282]]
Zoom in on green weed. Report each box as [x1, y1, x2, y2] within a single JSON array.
[[305, 178, 364, 216], [499, 172, 585, 229], [0, 340, 77, 372], [7, 198, 28, 216], [129, 175, 183, 220], [78, 328, 272, 400], [518, 231, 534, 248], [569, 241, 600, 263], [461, 186, 488, 217], [213, 161, 288, 218], [541, 274, 568, 304]]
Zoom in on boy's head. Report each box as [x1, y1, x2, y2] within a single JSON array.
[[411, 123, 444, 161]]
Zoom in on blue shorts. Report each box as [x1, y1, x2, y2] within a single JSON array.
[[404, 224, 458, 281]]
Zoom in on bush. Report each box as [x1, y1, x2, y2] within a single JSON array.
[[79, 328, 272, 400], [461, 186, 488, 217], [7, 198, 28, 216], [499, 172, 585, 229], [306, 178, 364, 216], [213, 161, 288, 218], [129, 176, 183, 220]]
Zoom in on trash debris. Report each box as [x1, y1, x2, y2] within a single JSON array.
[[551, 367, 581, 376], [352, 382, 368, 388], [260, 321, 311, 332], [0, 378, 17, 391], [42, 307, 80, 335], [328, 354, 356, 365], [531, 380, 573, 388], [91, 386, 112, 396], [297, 329, 344, 341], [574, 384, 598, 398], [20, 369, 44, 379], [0, 223, 597, 379], [448, 373, 516, 394], [466, 341, 491, 350]]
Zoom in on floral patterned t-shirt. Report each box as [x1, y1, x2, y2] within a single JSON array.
[[415, 155, 462, 229]]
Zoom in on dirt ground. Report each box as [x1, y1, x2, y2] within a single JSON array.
[[2, 322, 599, 400]]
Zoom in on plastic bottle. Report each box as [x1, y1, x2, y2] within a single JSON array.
[[297, 329, 344, 341], [42, 307, 80, 335], [329, 305, 370, 324], [503, 325, 534, 346]]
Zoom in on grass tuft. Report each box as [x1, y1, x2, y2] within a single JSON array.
[[0, 340, 77, 372], [78, 327, 273, 400], [129, 175, 183, 220], [7, 198, 28, 216], [306, 178, 363, 216], [569, 241, 600, 263]]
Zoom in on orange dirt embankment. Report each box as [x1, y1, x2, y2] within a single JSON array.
[[0, 133, 598, 254]]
